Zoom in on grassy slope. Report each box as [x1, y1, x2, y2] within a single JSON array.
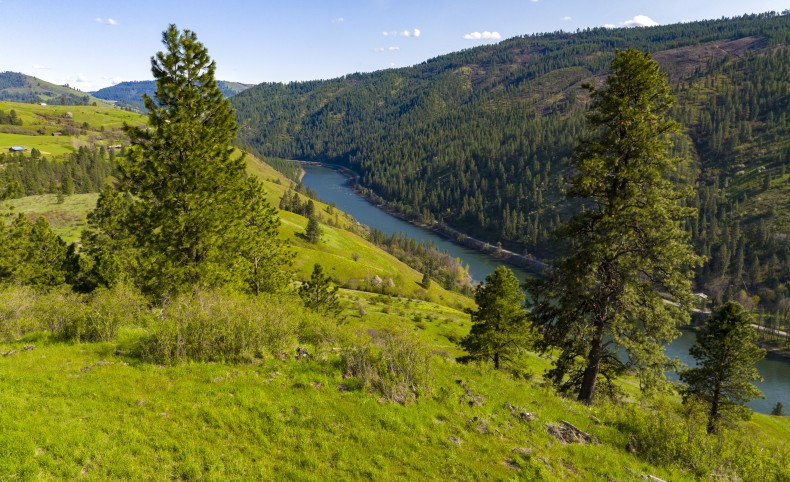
[[0, 101, 144, 156]]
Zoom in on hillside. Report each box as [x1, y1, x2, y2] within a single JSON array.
[[91, 80, 254, 111], [0, 72, 108, 106], [231, 12, 790, 312]]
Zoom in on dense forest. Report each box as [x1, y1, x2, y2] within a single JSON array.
[[232, 13, 790, 313], [0, 147, 118, 197]]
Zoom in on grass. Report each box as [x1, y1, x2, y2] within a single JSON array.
[[2, 193, 98, 243], [0, 331, 688, 481], [0, 101, 145, 157]]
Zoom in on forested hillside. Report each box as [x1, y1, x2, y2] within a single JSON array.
[[232, 12, 790, 312], [92, 80, 254, 111], [0, 72, 106, 106]]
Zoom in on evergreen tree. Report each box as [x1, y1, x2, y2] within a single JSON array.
[[681, 301, 766, 434], [298, 264, 341, 315], [460, 266, 532, 369], [304, 215, 322, 244], [0, 215, 67, 288], [526, 49, 703, 403], [772, 402, 785, 416], [98, 25, 287, 296], [421, 271, 432, 289]]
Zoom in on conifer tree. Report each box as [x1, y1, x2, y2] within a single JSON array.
[[681, 301, 765, 434], [299, 264, 341, 315], [460, 266, 532, 369], [305, 215, 322, 244], [91, 25, 289, 296], [526, 49, 703, 403]]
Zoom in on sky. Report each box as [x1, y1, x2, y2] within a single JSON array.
[[2, 0, 788, 91]]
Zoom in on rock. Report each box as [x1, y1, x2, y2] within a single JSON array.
[[503, 459, 521, 471], [512, 447, 532, 455], [2, 349, 17, 357], [504, 402, 536, 422], [295, 346, 310, 360], [447, 436, 462, 446], [546, 420, 600, 444], [22, 345, 35, 351], [457, 380, 485, 407], [467, 416, 489, 434], [626, 438, 640, 454], [337, 383, 351, 392], [590, 415, 602, 425]]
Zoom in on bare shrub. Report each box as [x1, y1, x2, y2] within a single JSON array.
[[341, 329, 433, 404], [0, 285, 39, 341], [138, 291, 334, 364]]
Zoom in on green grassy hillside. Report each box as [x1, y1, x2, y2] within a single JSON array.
[[0, 72, 109, 106], [0, 101, 145, 156]]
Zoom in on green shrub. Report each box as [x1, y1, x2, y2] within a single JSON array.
[[616, 398, 790, 481], [44, 283, 148, 342], [341, 329, 433, 404], [138, 290, 334, 364]]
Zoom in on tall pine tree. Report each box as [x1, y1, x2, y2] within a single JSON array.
[[92, 25, 288, 296], [526, 49, 703, 404]]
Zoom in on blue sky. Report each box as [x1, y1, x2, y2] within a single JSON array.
[[2, 0, 788, 91]]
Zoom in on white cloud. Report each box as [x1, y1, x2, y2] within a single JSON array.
[[374, 46, 400, 52], [623, 14, 658, 27], [332, 17, 345, 24], [463, 31, 502, 41], [32, 64, 50, 70], [563, 16, 572, 21], [95, 17, 119, 26], [383, 28, 420, 38]]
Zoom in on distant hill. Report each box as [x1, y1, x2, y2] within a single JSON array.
[[92, 80, 254, 111], [0, 71, 108, 106], [231, 12, 790, 311]]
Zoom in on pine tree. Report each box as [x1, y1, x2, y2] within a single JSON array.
[[681, 301, 766, 434], [304, 215, 322, 244], [421, 271, 431, 289], [460, 266, 532, 369], [299, 264, 341, 316], [526, 49, 703, 403], [771, 402, 785, 416], [97, 25, 288, 296]]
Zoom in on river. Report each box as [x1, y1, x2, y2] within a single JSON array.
[[300, 163, 533, 283], [301, 162, 789, 415]]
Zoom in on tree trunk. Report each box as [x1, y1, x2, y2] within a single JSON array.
[[578, 324, 604, 404], [494, 352, 501, 370], [707, 381, 722, 434]]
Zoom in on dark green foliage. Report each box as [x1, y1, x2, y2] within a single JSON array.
[[88, 25, 289, 297], [298, 264, 340, 315], [527, 49, 703, 404], [772, 402, 785, 416], [304, 215, 322, 244], [0, 109, 22, 125], [0, 71, 92, 105], [421, 272, 431, 289], [681, 301, 766, 434], [0, 215, 67, 289], [460, 266, 532, 369], [0, 147, 116, 198]]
